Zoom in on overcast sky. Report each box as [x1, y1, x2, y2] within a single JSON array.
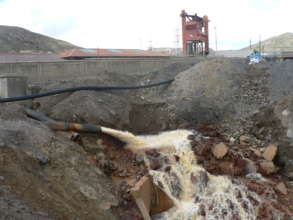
[[0, 0, 291, 50]]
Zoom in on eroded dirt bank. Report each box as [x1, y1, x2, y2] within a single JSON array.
[[1, 57, 293, 219]]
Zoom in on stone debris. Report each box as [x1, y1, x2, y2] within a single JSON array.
[[239, 135, 250, 145], [262, 143, 278, 161], [245, 159, 258, 174], [275, 182, 288, 195], [245, 173, 264, 180], [211, 142, 228, 159], [229, 137, 236, 143], [259, 161, 277, 175], [251, 148, 262, 157]]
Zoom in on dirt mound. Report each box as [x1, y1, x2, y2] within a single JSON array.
[[142, 58, 202, 84], [31, 71, 145, 129], [268, 59, 293, 101], [0, 119, 119, 220], [45, 91, 131, 128], [160, 58, 270, 125], [0, 102, 28, 120], [225, 95, 293, 179], [19, 58, 293, 131], [27, 58, 201, 132]]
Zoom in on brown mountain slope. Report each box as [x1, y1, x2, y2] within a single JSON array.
[[0, 25, 79, 53]]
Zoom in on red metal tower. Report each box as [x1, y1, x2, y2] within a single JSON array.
[[181, 10, 209, 56]]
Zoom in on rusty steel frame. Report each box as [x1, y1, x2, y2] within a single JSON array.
[[181, 10, 209, 56]]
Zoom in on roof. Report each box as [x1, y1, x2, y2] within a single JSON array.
[[0, 53, 62, 63], [60, 48, 172, 58]]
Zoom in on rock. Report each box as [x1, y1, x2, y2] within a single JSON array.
[[275, 182, 287, 195], [229, 137, 236, 143], [212, 142, 228, 159], [245, 159, 258, 174], [96, 139, 106, 150], [99, 202, 114, 210], [130, 176, 173, 218], [259, 161, 277, 175], [135, 154, 145, 164], [282, 109, 291, 117], [245, 173, 264, 180], [190, 171, 209, 193], [81, 137, 106, 154], [251, 148, 262, 157], [145, 149, 161, 158], [218, 161, 234, 175], [262, 144, 278, 161], [149, 159, 163, 170], [239, 135, 250, 145]]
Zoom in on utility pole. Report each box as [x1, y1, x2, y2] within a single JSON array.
[[174, 28, 180, 56], [148, 39, 153, 51], [259, 35, 261, 54], [97, 43, 99, 57], [214, 26, 218, 51], [249, 39, 252, 49]]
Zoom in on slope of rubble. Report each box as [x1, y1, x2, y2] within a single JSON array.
[[1, 57, 293, 219]]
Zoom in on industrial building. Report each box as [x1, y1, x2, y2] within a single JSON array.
[[181, 10, 209, 56], [60, 48, 171, 60]]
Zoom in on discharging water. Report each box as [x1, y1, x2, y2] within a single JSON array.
[[101, 127, 283, 220]]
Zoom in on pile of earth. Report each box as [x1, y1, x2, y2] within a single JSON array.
[[218, 95, 293, 180], [131, 58, 293, 130], [0, 118, 120, 220], [1, 57, 293, 219], [157, 58, 290, 125], [23, 58, 293, 133], [22, 57, 199, 134]]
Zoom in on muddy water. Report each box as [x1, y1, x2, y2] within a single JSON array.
[[147, 146, 261, 220], [100, 127, 281, 220]]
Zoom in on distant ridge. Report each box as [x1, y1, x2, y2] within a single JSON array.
[[241, 32, 293, 52], [0, 25, 79, 53]]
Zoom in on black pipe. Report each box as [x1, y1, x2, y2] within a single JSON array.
[[25, 108, 55, 122], [0, 79, 174, 103]]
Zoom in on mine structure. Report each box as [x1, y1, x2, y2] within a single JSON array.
[[181, 10, 209, 56]]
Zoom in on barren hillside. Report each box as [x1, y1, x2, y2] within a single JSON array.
[[0, 25, 79, 53], [242, 32, 293, 52]]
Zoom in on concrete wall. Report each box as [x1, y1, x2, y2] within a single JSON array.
[[0, 76, 27, 98], [0, 58, 173, 84]]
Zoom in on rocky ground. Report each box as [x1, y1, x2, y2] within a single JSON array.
[[1, 57, 293, 219]]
